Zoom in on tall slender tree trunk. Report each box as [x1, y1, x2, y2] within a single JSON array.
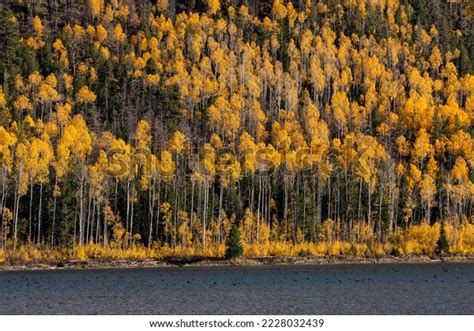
[[85, 190, 93, 244], [190, 179, 195, 236], [378, 180, 383, 241], [284, 176, 289, 241], [29, 180, 33, 242], [78, 174, 86, 247], [202, 181, 208, 249], [37, 183, 43, 244], [95, 201, 101, 244], [218, 181, 224, 243], [367, 185, 372, 225], [130, 193, 134, 246], [126, 179, 130, 246], [51, 175, 58, 246], [13, 189, 20, 249], [148, 178, 155, 249]]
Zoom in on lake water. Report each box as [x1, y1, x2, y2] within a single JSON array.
[[0, 263, 473, 314]]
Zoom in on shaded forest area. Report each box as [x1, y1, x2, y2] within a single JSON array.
[[0, 0, 473, 262]]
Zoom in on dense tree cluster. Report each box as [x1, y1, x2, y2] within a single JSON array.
[[0, 0, 473, 259]]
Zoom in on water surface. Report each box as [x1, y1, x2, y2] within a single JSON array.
[[0, 263, 473, 314]]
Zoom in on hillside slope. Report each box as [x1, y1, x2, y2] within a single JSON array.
[[0, 0, 473, 259]]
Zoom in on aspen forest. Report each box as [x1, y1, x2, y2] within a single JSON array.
[[0, 0, 473, 264]]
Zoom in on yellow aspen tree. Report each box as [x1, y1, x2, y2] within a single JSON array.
[[13, 95, 33, 112], [113, 24, 126, 44], [0, 126, 17, 246], [177, 210, 192, 247], [58, 115, 92, 246], [0, 88, 6, 109], [168, 130, 186, 154], [239, 131, 257, 174], [420, 174, 436, 222], [158, 150, 175, 180], [88, 149, 108, 243], [197, 143, 216, 248], [88, 0, 104, 17], [412, 129, 434, 165], [0, 127, 17, 172], [156, 0, 168, 12], [32, 16, 44, 36], [96, 24, 108, 43], [207, 0, 220, 15], [272, 0, 287, 20], [331, 91, 350, 133], [27, 137, 54, 243], [160, 202, 174, 246], [13, 143, 29, 247], [451, 157, 469, 183], [134, 120, 153, 191], [76, 86, 97, 104]]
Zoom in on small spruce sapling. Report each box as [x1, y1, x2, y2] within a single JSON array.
[[436, 221, 449, 255], [225, 224, 243, 259]]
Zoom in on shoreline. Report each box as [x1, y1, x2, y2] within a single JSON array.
[[1, 255, 473, 271]]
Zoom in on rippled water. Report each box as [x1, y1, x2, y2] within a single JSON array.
[[0, 263, 473, 314]]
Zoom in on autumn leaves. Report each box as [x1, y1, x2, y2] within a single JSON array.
[[0, 0, 473, 256]]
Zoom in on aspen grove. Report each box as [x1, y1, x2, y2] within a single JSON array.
[[0, 0, 473, 262]]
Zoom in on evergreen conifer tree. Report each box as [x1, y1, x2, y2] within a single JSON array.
[[225, 224, 243, 259], [436, 221, 449, 255]]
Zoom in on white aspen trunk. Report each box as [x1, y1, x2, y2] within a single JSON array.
[[218, 181, 224, 244], [51, 175, 58, 246], [29, 179, 33, 242], [190, 180, 194, 236], [37, 183, 43, 244], [13, 190, 20, 249]]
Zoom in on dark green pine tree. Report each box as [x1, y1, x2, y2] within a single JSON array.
[[436, 221, 449, 256], [225, 224, 244, 259], [0, 7, 20, 83]]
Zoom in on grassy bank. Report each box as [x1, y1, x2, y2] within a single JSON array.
[[1, 242, 473, 271], [1, 254, 473, 271], [2, 222, 474, 259], [1, 221, 473, 270]]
